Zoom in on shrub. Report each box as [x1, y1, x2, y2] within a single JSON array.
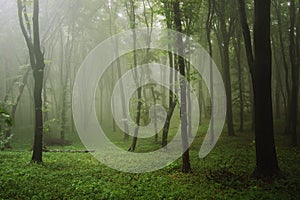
[[0, 107, 13, 150]]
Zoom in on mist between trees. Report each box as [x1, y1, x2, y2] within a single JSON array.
[[0, 0, 299, 180]]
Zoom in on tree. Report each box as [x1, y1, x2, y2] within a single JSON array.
[[161, 0, 177, 149], [286, 0, 299, 146], [214, 0, 236, 136], [17, 0, 45, 163], [173, 0, 192, 173], [238, 0, 280, 177], [206, 0, 215, 141], [233, 26, 245, 132], [126, 0, 143, 152]]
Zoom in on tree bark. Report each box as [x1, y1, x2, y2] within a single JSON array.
[[287, 0, 299, 146], [238, 0, 280, 178], [127, 0, 142, 152], [206, 0, 215, 142], [17, 0, 45, 163], [173, 0, 192, 173], [233, 30, 244, 132], [215, 1, 235, 136], [252, 0, 279, 177]]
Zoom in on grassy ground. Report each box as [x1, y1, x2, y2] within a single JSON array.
[[0, 132, 300, 200]]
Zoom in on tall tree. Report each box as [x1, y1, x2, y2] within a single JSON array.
[[206, 0, 215, 141], [286, 0, 300, 146], [161, 0, 177, 149], [214, 0, 236, 136], [173, 0, 192, 173], [127, 0, 142, 152], [233, 26, 245, 132], [17, 0, 45, 163], [238, 0, 280, 177]]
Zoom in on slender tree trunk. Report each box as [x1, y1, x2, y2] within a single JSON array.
[[128, 0, 142, 152], [162, 101, 177, 148], [161, 0, 176, 147], [150, 87, 159, 143], [238, 0, 255, 131], [215, 1, 235, 136], [274, 0, 291, 99], [206, 0, 215, 142], [233, 32, 244, 132], [115, 38, 130, 140], [272, 38, 284, 120], [288, 0, 299, 146]]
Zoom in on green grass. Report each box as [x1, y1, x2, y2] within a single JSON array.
[[0, 133, 300, 200]]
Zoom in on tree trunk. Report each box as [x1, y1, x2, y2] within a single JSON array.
[[115, 37, 130, 140], [216, 1, 235, 136], [32, 68, 44, 163], [161, 0, 176, 146], [238, 0, 280, 178], [128, 0, 142, 152], [287, 0, 299, 146], [17, 0, 45, 163], [252, 0, 279, 177], [206, 0, 215, 142], [162, 101, 177, 148], [174, 0, 192, 173], [233, 31, 244, 132]]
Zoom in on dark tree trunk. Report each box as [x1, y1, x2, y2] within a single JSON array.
[[128, 87, 142, 152], [274, 0, 291, 100], [222, 42, 235, 136], [173, 0, 192, 173], [215, 1, 235, 136], [238, 0, 255, 131], [287, 0, 299, 146], [17, 0, 45, 163], [150, 87, 159, 143], [161, 0, 176, 146], [238, 0, 280, 178], [162, 101, 177, 148], [252, 0, 279, 178], [206, 0, 215, 142], [32, 68, 44, 163], [128, 0, 142, 152]]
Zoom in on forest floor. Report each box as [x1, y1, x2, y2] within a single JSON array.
[[0, 133, 300, 199]]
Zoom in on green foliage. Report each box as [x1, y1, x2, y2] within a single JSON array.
[[0, 105, 13, 150], [0, 134, 299, 199]]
